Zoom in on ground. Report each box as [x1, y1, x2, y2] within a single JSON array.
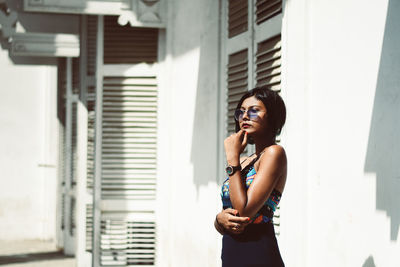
[[0, 240, 75, 267]]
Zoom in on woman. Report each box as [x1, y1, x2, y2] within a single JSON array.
[[214, 87, 287, 267]]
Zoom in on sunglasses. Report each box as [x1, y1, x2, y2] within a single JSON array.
[[234, 108, 263, 121]]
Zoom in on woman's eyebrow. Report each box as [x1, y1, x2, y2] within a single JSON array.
[[240, 105, 263, 109]]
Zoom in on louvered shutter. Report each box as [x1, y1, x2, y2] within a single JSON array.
[[57, 58, 67, 249], [255, 0, 282, 24], [99, 76, 157, 266], [57, 57, 79, 255], [87, 16, 159, 267], [228, 0, 248, 38], [85, 15, 97, 255], [101, 76, 157, 200], [104, 16, 158, 64], [255, 34, 281, 91], [87, 15, 98, 77], [227, 49, 248, 135]]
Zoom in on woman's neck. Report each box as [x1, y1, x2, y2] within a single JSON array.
[[254, 136, 275, 155]]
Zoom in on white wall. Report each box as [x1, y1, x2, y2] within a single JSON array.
[[0, 48, 58, 241], [282, 0, 400, 266], [156, 0, 222, 266]]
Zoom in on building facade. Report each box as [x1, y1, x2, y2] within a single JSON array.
[[1, 0, 399, 266]]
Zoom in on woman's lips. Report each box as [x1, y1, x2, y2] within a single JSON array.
[[242, 123, 251, 129]]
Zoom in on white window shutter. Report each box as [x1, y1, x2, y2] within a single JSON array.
[[255, 34, 282, 91], [87, 16, 159, 267], [222, 0, 283, 235], [99, 75, 158, 266], [255, 0, 282, 25], [227, 49, 248, 135], [228, 0, 248, 38]]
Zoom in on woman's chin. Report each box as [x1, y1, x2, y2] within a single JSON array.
[[243, 129, 254, 135]]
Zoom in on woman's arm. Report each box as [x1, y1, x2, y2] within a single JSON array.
[[224, 131, 286, 218]]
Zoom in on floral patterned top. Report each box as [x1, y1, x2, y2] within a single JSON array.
[[221, 165, 281, 224]]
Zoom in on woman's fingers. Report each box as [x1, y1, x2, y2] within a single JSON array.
[[220, 208, 250, 234], [231, 223, 240, 231], [225, 208, 249, 223], [226, 210, 250, 227], [230, 222, 246, 233], [229, 215, 250, 224], [224, 208, 238, 216], [242, 131, 248, 147]]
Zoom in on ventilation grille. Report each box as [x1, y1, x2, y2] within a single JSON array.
[[227, 49, 248, 135], [57, 58, 67, 124], [87, 110, 95, 191], [87, 15, 97, 76], [104, 16, 158, 64], [86, 15, 96, 191], [100, 220, 156, 266], [101, 76, 158, 200], [255, 35, 281, 91], [86, 204, 93, 252], [57, 59, 67, 232], [71, 102, 78, 187], [255, 0, 282, 25], [70, 198, 76, 236], [72, 58, 80, 95], [228, 0, 248, 38]]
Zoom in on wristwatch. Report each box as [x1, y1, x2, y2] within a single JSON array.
[[225, 165, 241, 176]]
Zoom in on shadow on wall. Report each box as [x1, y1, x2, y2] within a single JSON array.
[[362, 255, 376, 267], [186, 0, 220, 191], [364, 0, 400, 241]]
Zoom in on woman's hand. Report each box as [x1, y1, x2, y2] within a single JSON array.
[[215, 208, 250, 235], [224, 130, 248, 165]]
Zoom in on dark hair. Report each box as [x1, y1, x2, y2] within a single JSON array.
[[235, 87, 286, 137]]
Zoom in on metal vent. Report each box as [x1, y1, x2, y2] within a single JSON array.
[[255, 34, 281, 91], [101, 76, 158, 200], [100, 220, 156, 266], [255, 0, 282, 25], [104, 16, 158, 64], [228, 0, 248, 38], [227, 49, 248, 135]]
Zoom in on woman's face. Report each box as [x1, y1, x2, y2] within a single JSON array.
[[237, 96, 268, 137]]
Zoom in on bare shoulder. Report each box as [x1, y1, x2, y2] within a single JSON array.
[[260, 145, 287, 165]]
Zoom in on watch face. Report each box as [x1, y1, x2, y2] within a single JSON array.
[[226, 166, 233, 175]]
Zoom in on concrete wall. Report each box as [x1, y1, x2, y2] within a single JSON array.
[[158, 0, 400, 266], [281, 0, 400, 266], [0, 2, 79, 242], [156, 0, 222, 266], [0, 48, 58, 241]]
